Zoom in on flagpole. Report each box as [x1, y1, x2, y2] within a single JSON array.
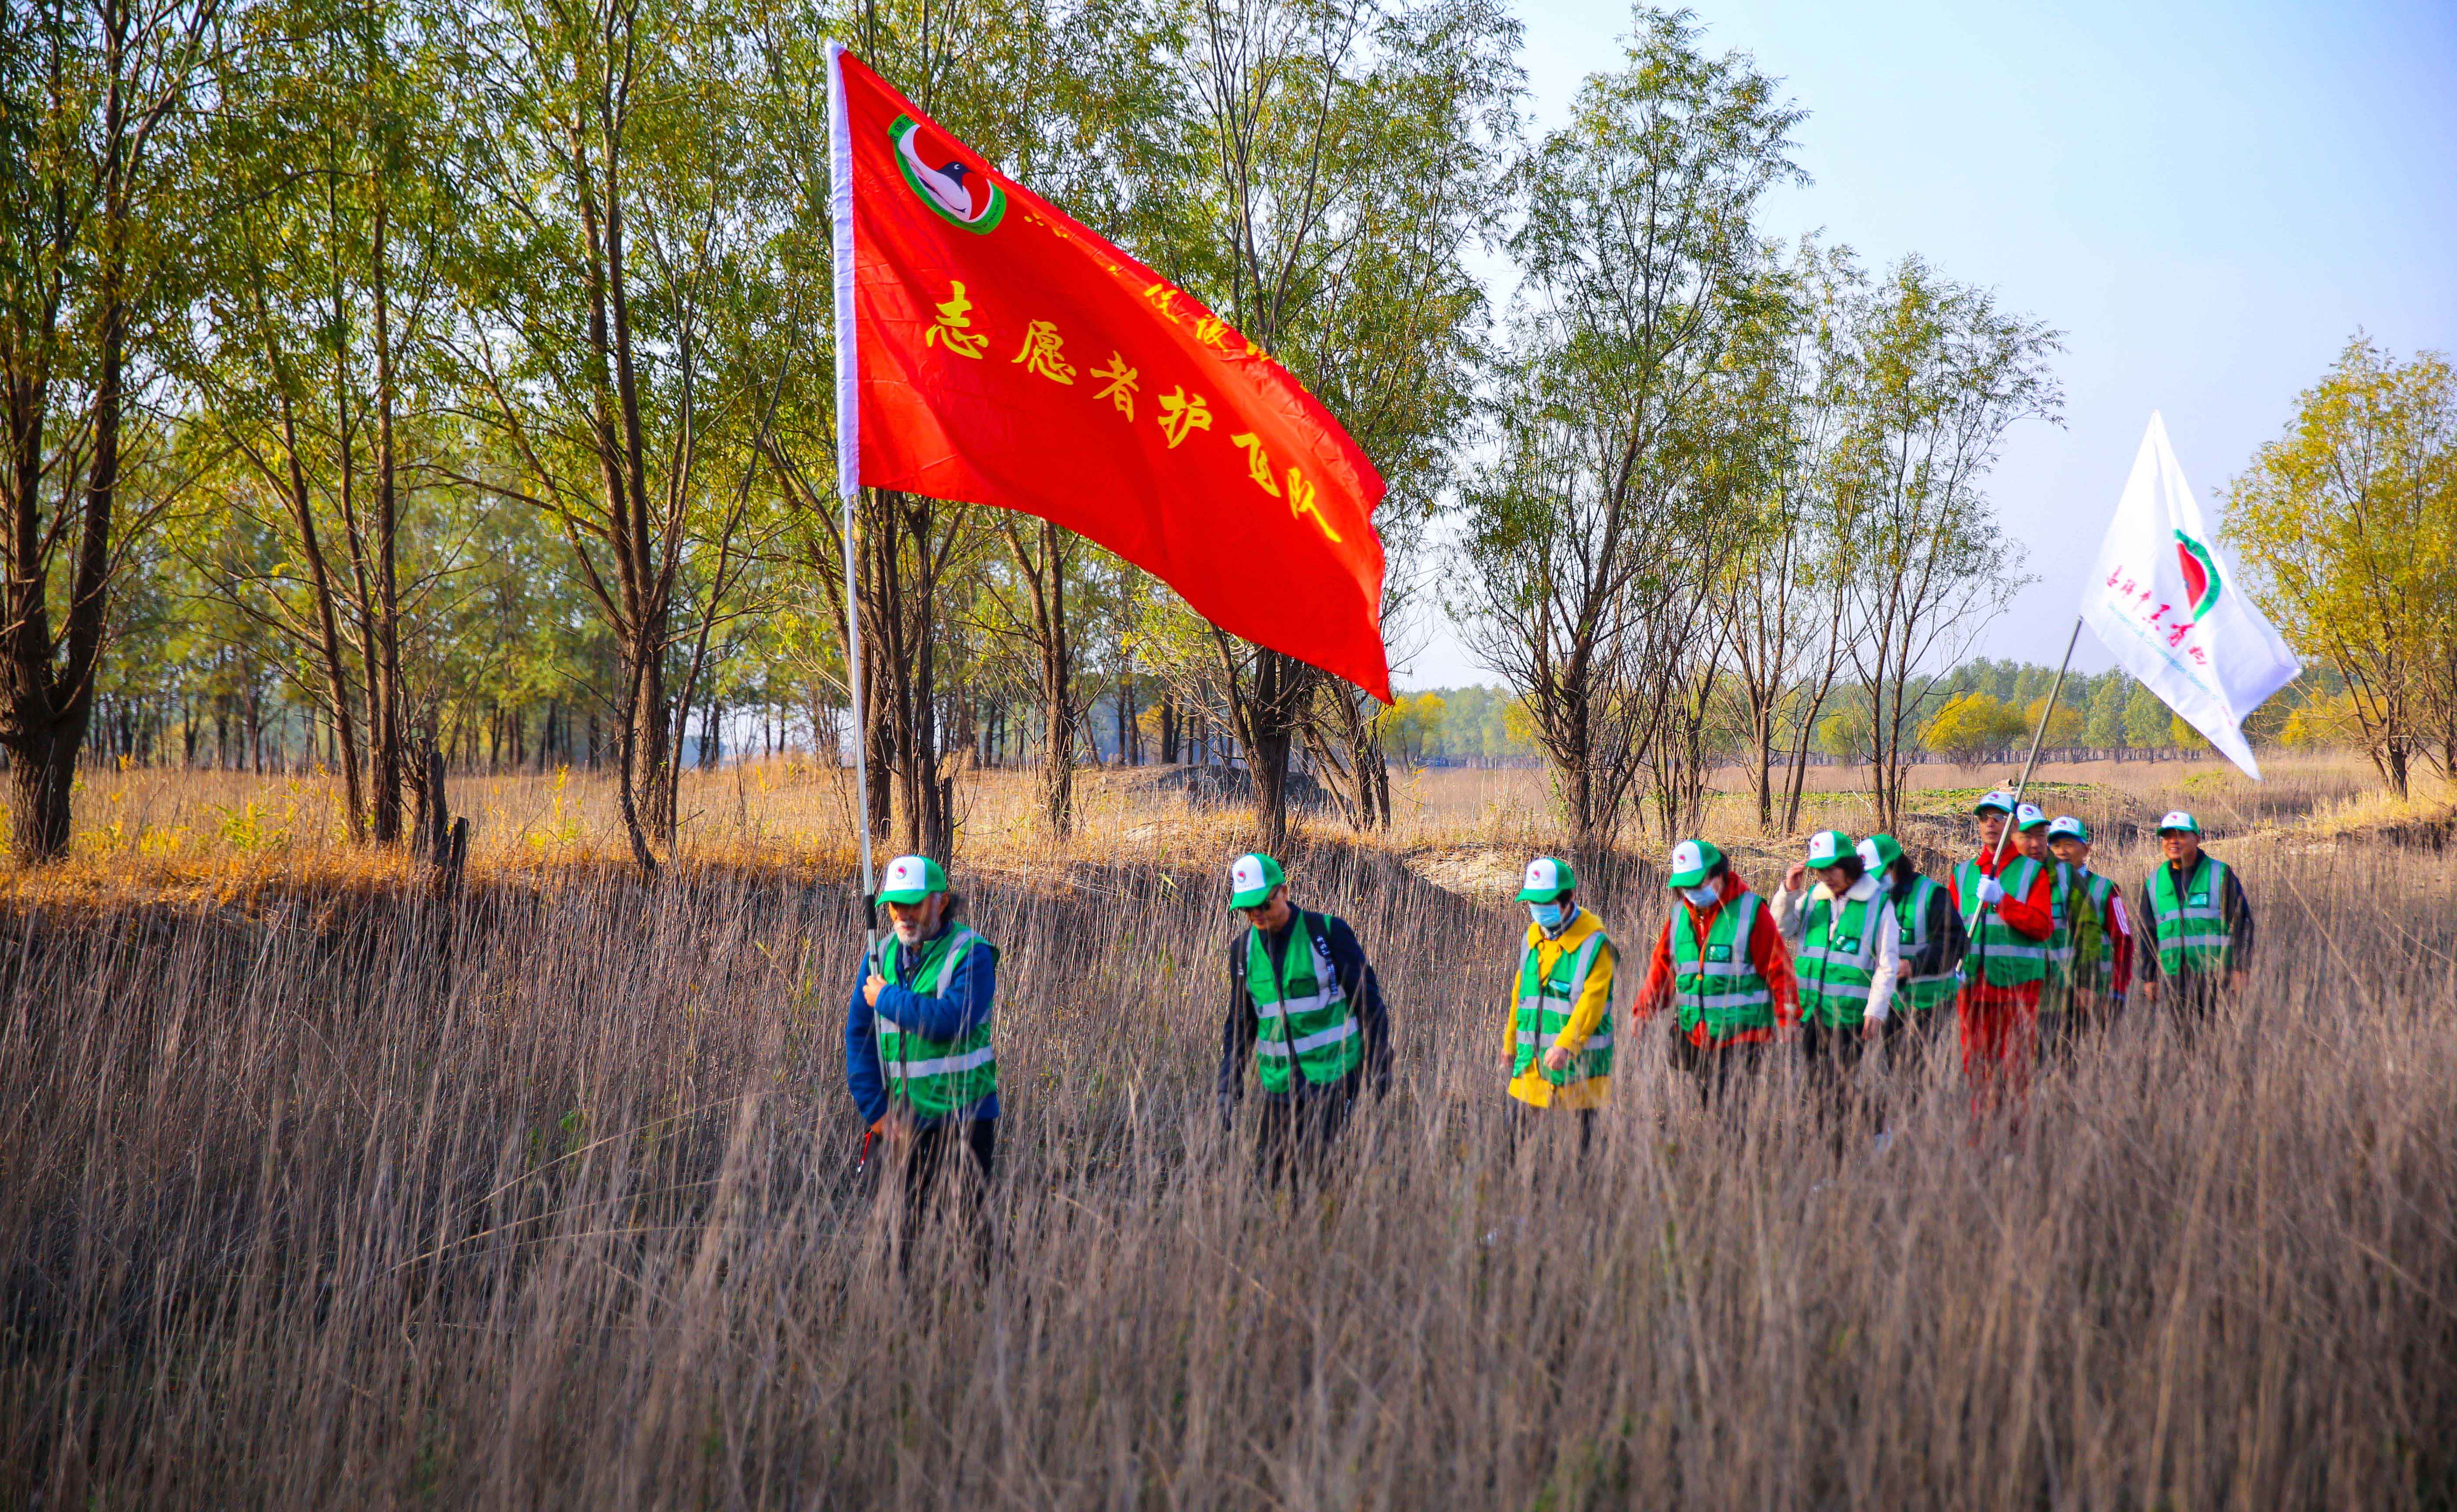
[[1990, 615, 2085, 869], [829, 41, 877, 948]]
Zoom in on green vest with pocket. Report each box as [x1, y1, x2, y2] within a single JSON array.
[[1670, 894, 1774, 1040], [1894, 875, 1961, 1012], [1513, 922, 1615, 1089], [1246, 912, 1362, 1093], [873, 927, 996, 1119], [1797, 892, 1880, 1029], [1954, 856, 2048, 987], [2147, 856, 2235, 975]]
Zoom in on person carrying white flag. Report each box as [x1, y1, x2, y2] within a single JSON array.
[[2081, 413, 2300, 777]]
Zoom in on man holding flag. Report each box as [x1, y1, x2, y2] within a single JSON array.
[[1949, 791, 2057, 1114]]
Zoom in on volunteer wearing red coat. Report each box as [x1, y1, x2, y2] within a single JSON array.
[[1947, 790, 2057, 1114], [1632, 839, 1799, 1098]]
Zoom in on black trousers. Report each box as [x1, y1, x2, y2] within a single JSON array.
[[895, 1116, 995, 1268], [1253, 1092, 1352, 1187]]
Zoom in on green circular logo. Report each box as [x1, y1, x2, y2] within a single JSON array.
[[891, 116, 1005, 234]]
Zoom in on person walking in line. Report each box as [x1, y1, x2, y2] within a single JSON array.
[[1505, 856, 1617, 1156], [1858, 832, 1966, 1079], [1949, 791, 2057, 1116], [1772, 830, 1900, 1132], [2015, 802, 2100, 1057], [2047, 815, 2131, 1031], [2135, 811, 2254, 1028], [1217, 852, 1393, 1184], [845, 854, 1000, 1262], [1632, 839, 1799, 1102]]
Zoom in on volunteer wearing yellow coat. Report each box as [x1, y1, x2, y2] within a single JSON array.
[[1505, 856, 1619, 1148]]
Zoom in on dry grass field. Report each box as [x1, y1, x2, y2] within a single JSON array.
[[3, 752, 2453, 1507]]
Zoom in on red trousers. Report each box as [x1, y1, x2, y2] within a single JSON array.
[[1957, 980, 2039, 1115]]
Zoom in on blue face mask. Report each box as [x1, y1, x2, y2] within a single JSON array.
[[1529, 900, 1567, 931], [1684, 885, 1720, 908]]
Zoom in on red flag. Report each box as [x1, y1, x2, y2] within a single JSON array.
[[827, 44, 1391, 701]]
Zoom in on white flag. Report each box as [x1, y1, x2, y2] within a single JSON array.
[[2081, 412, 2300, 778]]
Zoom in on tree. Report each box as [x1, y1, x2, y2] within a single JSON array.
[[2023, 695, 2082, 750], [1455, 7, 1801, 860], [2124, 681, 2170, 750], [1833, 256, 2060, 829], [2225, 335, 2456, 796], [1919, 690, 2017, 763], [2084, 672, 2129, 749]]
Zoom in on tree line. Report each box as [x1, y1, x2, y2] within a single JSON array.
[[16, 0, 2401, 874]]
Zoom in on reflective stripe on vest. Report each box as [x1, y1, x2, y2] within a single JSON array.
[[1513, 923, 1614, 1089], [874, 926, 997, 1118], [2148, 855, 2233, 974], [1246, 912, 1362, 1092], [2079, 870, 2119, 976], [1670, 893, 1773, 1038], [1955, 856, 2048, 987], [1798, 892, 1879, 1028], [1894, 874, 1961, 1011]]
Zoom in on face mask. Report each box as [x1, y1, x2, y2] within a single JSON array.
[[1684, 885, 1719, 908], [1529, 900, 1566, 931]]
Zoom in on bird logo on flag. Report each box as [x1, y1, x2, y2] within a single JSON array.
[[892, 115, 1005, 232]]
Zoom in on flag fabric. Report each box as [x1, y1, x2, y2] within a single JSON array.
[[2081, 411, 2300, 777], [826, 43, 1392, 701]]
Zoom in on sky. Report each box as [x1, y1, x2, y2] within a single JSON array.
[[1395, 0, 2457, 688]]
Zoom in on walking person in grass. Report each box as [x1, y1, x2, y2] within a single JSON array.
[[1857, 832, 1967, 1080], [2048, 815, 2131, 1033], [2135, 810, 2254, 1030], [1218, 852, 1393, 1185], [1504, 855, 1618, 1155], [1949, 791, 2057, 1117], [2014, 802, 2101, 1057], [845, 853, 1000, 1262], [1773, 829, 1899, 1132], [1631, 839, 1799, 1101]]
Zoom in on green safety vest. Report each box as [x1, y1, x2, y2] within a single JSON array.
[[1893, 875, 1961, 1012], [873, 926, 996, 1119], [1670, 893, 1774, 1040], [1245, 912, 1362, 1093], [2045, 861, 2080, 983], [1797, 890, 1882, 1029], [1954, 855, 2048, 987], [2076, 868, 2120, 983], [1512, 919, 1615, 1089], [2147, 856, 2235, 975]]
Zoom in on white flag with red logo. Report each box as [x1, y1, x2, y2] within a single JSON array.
[[2081, 412, 2299, 777]]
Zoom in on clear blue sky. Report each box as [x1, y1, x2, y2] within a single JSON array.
[[1399, 0, 2457, 686]]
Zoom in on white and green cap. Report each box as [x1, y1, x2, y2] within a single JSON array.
[[1973, 789, 2018, 816], [1858, 833, 1904, 872], [1667, 838, 1723, 890], [2046, 815, 2089, 841], [2015, 802, 2049, 831], [878, 853, 948, 904], [1805, 829, 1854, 867], [2157, 810, 2201, 835], [1229, 852, 1285, 910], [1517, 855, 1576, 902]]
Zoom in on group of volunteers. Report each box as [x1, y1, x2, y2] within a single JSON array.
[[842, 792, 2254, 1237]]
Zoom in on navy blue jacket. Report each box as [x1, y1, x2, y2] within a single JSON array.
[[1218, 908, 1391, 1126], [844, 927, 1000, 1127]]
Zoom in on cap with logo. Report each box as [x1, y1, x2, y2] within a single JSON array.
[[1805, 829, 1853, 867], [1228, 852, 1286, 910], [2157, 810, 2201, 835], [1516, 855, 1577, 903], [1667, 838, 1724, 890], [2015, 802, 2048, 832], [878, 853, 948, 904], [1857, 833, 1904, 872], [2046, 815, 2089, 842], [1973, 789, 2017, 816]]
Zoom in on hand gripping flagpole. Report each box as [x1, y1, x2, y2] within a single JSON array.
[[1964, 616, 2085, 967], [828, 41, 878, 953]]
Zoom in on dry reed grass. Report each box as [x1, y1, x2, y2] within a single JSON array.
[[2, 759, 2452, 1507]]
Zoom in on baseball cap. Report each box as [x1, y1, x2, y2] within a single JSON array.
[[1857, 833, 1904, 872], [1228, 852, 1285, 910], [2157, 810, 2201, 835], [1516, 855, 1576, 902], [878, 853, 948, 904], [1667, 838, 1723, 890], [1973, 789, 2017, 816], [2046, 815, 2089, 841], [2015, 802, 2048, 831], [1805, 829, 1854, 867]]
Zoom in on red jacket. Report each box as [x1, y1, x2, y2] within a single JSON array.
[[1633, 870, 1799, 1047], [1949, 844, 2056, 942]]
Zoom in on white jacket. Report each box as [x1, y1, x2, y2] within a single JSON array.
[[1771, 871, 1902, 1025]]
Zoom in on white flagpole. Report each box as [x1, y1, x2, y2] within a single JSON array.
[[828, 41, 876, 948]]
